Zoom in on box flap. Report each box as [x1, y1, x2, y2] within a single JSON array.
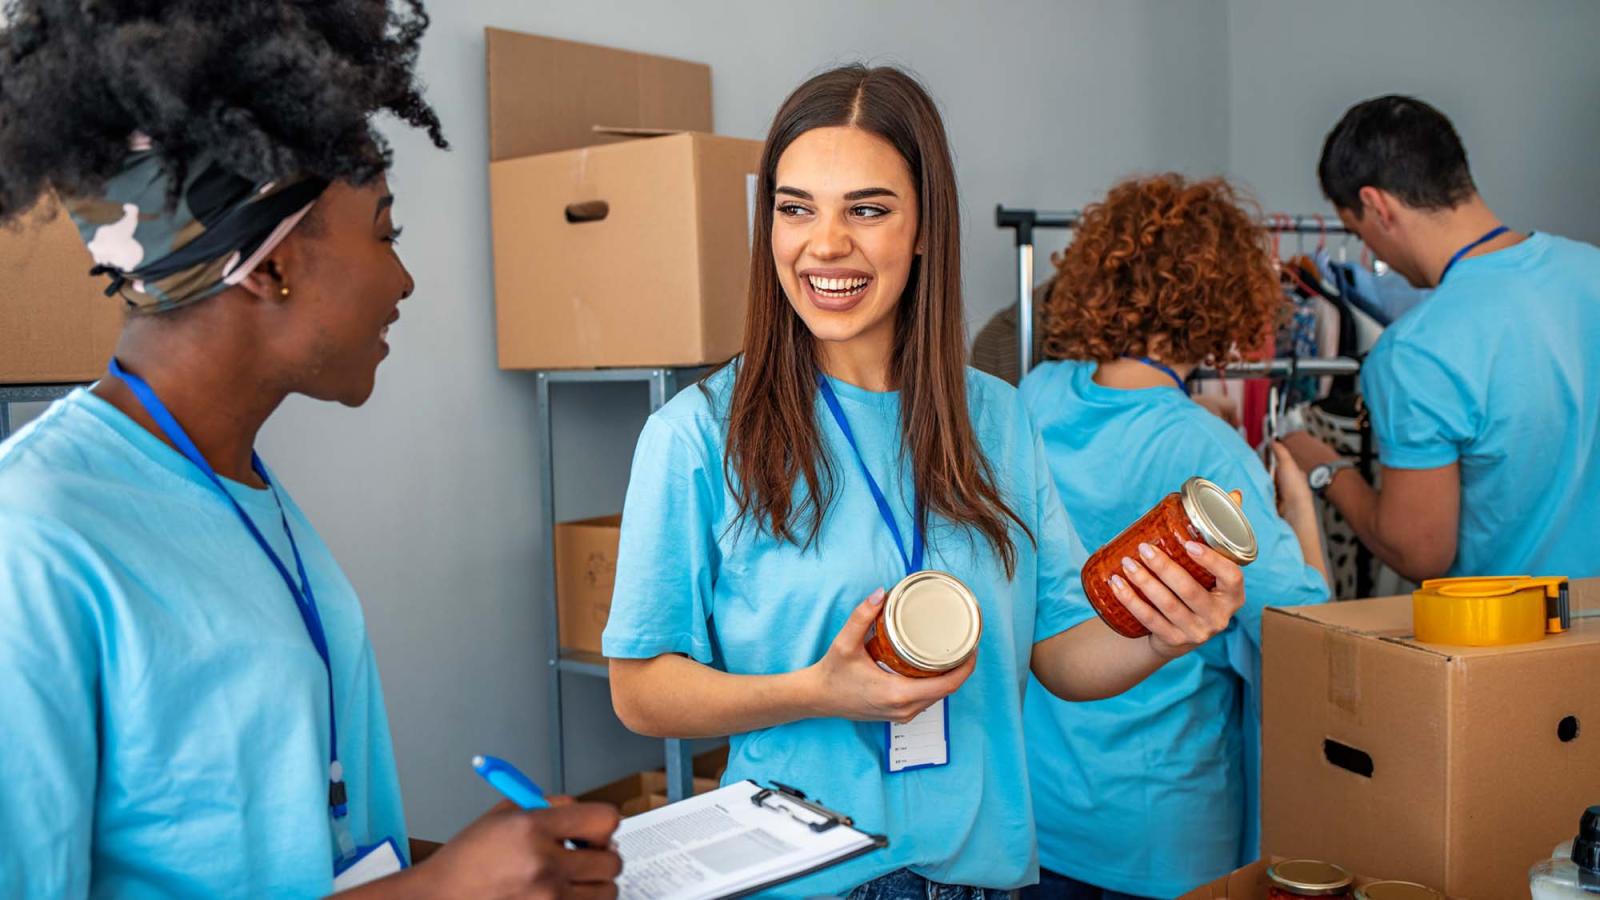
[[592, 126, 686, 139], [485, 28, 712, 162]]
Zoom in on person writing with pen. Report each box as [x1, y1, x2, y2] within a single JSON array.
[[0, 3, 619, 897]]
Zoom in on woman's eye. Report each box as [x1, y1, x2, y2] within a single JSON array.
[[776, 203, 811, 218], [852, 205, 889, 219], [383, 226, 405, 244]]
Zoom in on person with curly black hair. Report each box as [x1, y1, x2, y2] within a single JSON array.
[[0, 3, 622, 897]]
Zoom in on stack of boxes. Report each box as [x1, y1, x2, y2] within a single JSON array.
[[485, 28, 760, 371], [484, 29, 762, 662]]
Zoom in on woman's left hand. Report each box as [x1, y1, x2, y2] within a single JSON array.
[[1108, 539, 1246, 660]]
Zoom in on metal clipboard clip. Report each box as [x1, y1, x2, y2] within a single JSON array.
[[750, 782, 853, 833]]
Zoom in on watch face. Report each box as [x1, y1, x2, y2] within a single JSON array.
[[1309, 466, 1331, 490]]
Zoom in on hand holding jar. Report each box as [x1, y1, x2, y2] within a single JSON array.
[[1112, 536, 1247, 659], [1083, 478, 1254, 660], [805, 588, 978, 725]]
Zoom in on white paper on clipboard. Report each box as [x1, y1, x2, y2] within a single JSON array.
[[613, 780, 883, 900]]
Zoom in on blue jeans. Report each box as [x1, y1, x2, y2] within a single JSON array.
[[847, 868, 1017, 900], [1019, 868, 1156, 900]]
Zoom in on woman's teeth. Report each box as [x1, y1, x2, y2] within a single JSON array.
[[807, 275, 870, 297]]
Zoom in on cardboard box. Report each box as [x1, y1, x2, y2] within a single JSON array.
[[1178, 859, 1451, 900], [1261, 580, 1600, 899], [0, 195, 122, 383], [485, 28, 759, 369], [554, 514, 622, 656]]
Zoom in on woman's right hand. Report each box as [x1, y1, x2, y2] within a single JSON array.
[[400, 800, 623, 900], [805, 589, 976, 725]]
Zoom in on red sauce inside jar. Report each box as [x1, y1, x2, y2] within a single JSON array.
[[1079, 478, 1258, 639]]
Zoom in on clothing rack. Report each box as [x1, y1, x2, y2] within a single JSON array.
[[994, 206, 1355, 374], [1193, 358, 1361, 381]]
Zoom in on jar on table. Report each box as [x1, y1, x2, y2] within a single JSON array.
[[864, 570, 982, 678], [1080, 477, 1259, 638], [1266, 859, 1355, 899]]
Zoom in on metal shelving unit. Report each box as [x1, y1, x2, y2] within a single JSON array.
[[535, 367, 696, 803], [0, 383, 81, 441]]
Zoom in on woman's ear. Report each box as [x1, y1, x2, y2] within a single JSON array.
[[236, 256, 292, 303]]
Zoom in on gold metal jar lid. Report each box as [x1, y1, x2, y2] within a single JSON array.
[[1180, 476, 1259, 564], [884, 570, 981, 672], [1266, 859, 1355, 895], [1355, 881, 1443, 900]]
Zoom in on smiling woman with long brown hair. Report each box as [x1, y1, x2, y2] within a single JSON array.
[[602, 65, 1252, 898]]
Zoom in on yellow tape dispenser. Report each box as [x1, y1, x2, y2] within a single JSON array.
[[1412, 575, 1570, 646]]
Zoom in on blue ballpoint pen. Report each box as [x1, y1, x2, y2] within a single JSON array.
[[472, 754, 551, 810]]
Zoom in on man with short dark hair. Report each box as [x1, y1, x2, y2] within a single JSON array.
[[1283, 95, 1600, 582]]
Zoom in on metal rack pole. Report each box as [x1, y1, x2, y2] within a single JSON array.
[[536, 372, 563, 794], [995, 206, 1354, 380], [1192, 357, 1362, 380]]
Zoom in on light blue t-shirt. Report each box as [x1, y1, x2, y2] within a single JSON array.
[[1362, 232, 1600, 578], [0, 390, 408, 898], [602, 365, 1097, 895], [1019, 360, 1329, 898]]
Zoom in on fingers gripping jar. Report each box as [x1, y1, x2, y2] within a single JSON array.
[[864, 571, 982, 678], [1080, 477, 1259, 639]]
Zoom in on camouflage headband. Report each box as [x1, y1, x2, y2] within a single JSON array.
[[65, 134, 330, 313]]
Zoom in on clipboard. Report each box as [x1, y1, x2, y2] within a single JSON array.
[[612, 780, 888, 900]]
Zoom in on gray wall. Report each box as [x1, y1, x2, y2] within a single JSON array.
[[1227, 0, 1600, 245]]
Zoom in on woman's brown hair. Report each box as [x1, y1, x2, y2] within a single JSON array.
[[1041, 174, 1281, 365], [719, 65, 1030, 576]]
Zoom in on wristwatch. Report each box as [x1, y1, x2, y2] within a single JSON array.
[[1308, 459, 1356, 495]]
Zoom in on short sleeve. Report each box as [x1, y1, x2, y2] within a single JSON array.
[[1030, 434, 1098, 643], [0, 515, 101, 898], [602, 416, 720, 664], [1362, 335, 1478, 470]]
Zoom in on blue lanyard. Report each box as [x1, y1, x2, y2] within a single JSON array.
[[816, 375, 925, 576], [107, 360, 354, 847], [1123, 356, 1187, 393], [1439, 225, 1509, 284]]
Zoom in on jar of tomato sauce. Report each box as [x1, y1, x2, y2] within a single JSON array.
[[1080, 477, 1258, 639], [865, 570, 982, 678], [1267, 859, 1355, 898]]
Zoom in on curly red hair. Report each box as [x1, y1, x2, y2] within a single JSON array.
[[1042, 174, 1282, 365]]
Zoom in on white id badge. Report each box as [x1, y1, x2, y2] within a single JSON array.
[[332, 837, 406, 892], [885, 698, 950, 773]]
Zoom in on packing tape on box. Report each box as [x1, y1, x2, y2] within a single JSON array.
[[1412, 576, 1569, 647]]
